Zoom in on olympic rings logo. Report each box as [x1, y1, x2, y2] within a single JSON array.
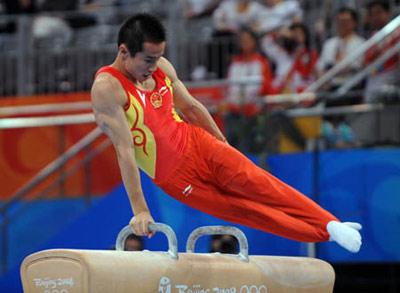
[[239, 285, 268, 293]]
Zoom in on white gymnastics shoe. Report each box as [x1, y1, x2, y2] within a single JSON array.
[[326, 221, 362, 253]]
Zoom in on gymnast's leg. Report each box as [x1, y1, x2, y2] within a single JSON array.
[[205, 139, 362, 252]]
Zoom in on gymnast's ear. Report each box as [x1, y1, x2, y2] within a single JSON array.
[[119, 44, 130, 60]]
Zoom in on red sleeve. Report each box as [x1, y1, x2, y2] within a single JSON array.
[[259, 56, 276, 95], [365, 45, 379, 65], [296, 50, 318, 78]]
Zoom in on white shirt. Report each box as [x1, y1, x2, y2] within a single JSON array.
[[261, 34, 293, 88], [227, 56, 266, 105], [258, 0, 303, 33], [365, 67, 400, 103], [212, 0, 264, 32], [184, 0, 215, 15], [364, 28, 400, 103], [317, 34, 366, 73]]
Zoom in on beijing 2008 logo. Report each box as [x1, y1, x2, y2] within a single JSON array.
[[158, 276, 267, 293], [239, 285, 268, 293], [158, 277, 172, 293]]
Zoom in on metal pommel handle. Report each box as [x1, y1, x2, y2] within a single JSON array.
[[115, 222, 178, 260], [186, 226, 249, 262]]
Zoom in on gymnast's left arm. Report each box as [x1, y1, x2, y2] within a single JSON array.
[[158, 57, 227, 143]]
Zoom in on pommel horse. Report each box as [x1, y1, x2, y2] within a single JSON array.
[[21, 223, 335, 293]]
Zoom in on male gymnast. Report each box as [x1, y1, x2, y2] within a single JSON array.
[[91, 13, 362, 252]]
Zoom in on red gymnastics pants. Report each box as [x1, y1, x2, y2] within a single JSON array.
[[155, 126, 338, 242]]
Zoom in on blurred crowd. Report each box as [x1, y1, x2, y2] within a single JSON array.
[[0, 0, 399, 152], [183, 0, 399, 152]]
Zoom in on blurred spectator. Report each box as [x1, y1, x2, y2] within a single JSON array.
[[40, 0, 97, 29], [124, 234, 144, 251], [260, 28, 292, 81], [32, 16, 73, 48], [364, 0, 400, 103], [2, 0, 36, 14], [32, 0, 77, 48], [317, 0, 359, 39], [209, 0, 266, 78], [212, 0, 264, 33], [330, 0, 358, 11], [224, 27, 274, 151], [273, 23, 319, 94], [260, 24, 309, 154], [32, 0, 102, 49], [318, 8, 363, 150], [40, 0, 78, 11], [182, 0, 222, 19], [0, 0, 37, 33], [258, 0, 303, 34], [259, 23, 311, 152], [209, 234, 238, 254], [226, 28, 275, 114], [317, 7, 365, 96]]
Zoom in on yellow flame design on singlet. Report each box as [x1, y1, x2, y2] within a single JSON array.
[[125, 93, 156, 178], [165, 76, 183, 123]]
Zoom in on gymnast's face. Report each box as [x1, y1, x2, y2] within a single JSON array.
[[120, 41, 165, 82]]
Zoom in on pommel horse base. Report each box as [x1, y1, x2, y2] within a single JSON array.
[[21, 223, 335, 293]]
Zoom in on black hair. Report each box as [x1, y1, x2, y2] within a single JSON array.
[[124, 234, 143, 250], [237, 26, 261, 53], [239, 26, 259, 42], [209, 234, 238, 254], [118, 13, 166, 56], [289, 23, 311, 51], [337, 7, 359, 23], [367, 1, 390, 12]]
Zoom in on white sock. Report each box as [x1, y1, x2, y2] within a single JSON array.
[[326, 221, 362, 253]]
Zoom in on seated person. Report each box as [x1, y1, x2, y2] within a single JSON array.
[[317, 8, 364, 148], [212, 0, 265, 34], [272, 23, 319, 95], [209, 0, 266, 77], [124, 234, 144, 251], [258, 0, 303, 34], [209, 234, 238, 254], [364, 0, 400, 103], [225, 27, 275, 152], [317, 7, 365, 96]]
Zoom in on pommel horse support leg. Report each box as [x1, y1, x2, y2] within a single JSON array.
[[21, 223, 335, 293]]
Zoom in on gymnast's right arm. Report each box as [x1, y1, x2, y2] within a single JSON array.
[[91, 74, 155, 237]]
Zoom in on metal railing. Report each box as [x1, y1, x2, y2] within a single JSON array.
[[337, 41, 400, 95], [0, 1, 183, 96], [306, 14, 400, 93], [259, 14, 400, 105], [1, 3, 399, 97], [0, 101, 92, 116]]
